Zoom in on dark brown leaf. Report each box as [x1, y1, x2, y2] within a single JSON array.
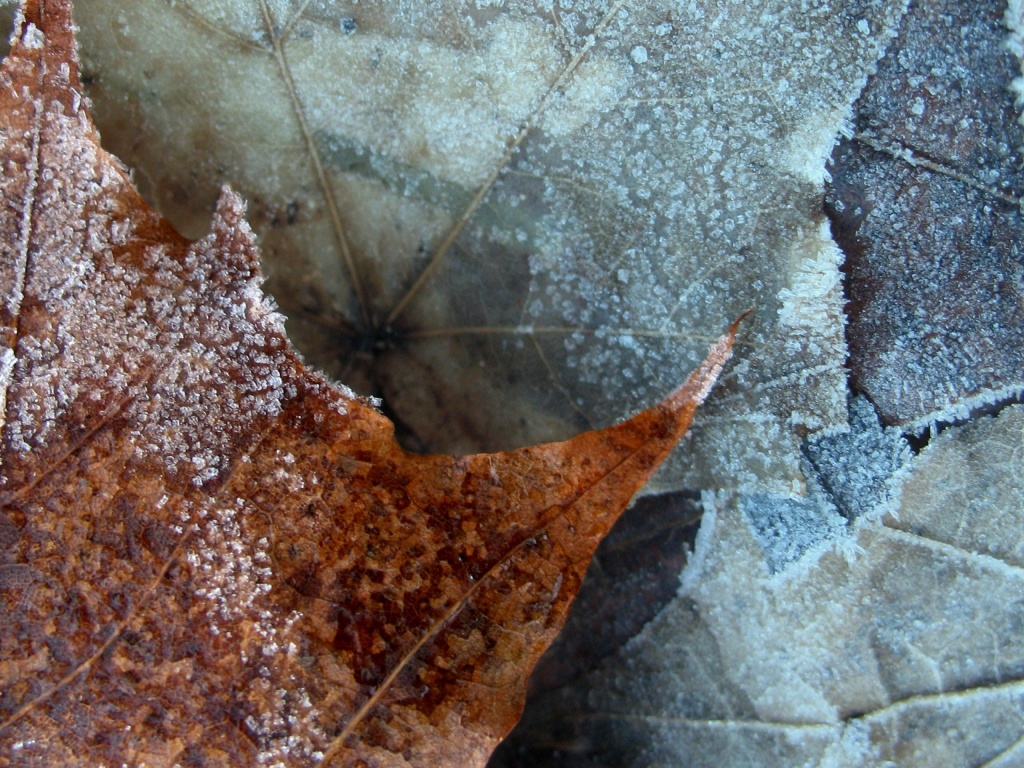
[[827, 0, 1024, 429]]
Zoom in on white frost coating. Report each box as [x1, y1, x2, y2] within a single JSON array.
[[0, 22, 335, 761], [676, 490, 719, 596], [71, 0, 910, 497], [773, 222, 847, 431], [0, 347, 15, 452], [0, 348, 14, 386], [184, 0, 294, 44], [901, 382, 1024, 436], [187, 500, 327, 765], [803, 396, 912, 527], [292, 14, 565, 189], [537, 407, 1024, 766], [783, 104, 850, 184], [890, 406, 1024, 568], [741, 491, 849, 578], [1, 95, 290, 490], [776, 222, 845, 350], [20, 22, 43, 50], [830, 0, 1024, 433], [1004, 0, 1024, 119], [539, 50, 629, 139]]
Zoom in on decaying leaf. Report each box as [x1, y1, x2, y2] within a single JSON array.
[[493, 3, 1024, 762], [827, 0, 1024, 429], [0, 2, 739, 765], [65, 0, 909, 495], [502, 403, 1024, 768]]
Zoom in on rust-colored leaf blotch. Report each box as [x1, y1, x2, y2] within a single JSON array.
[[0, 1, 741, 766]]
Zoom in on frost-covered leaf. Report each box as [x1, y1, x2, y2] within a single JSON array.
[[68, 0, 906, 493], [498, 404, 1024, 768], [0, 3, 739, 764], [827, 0, 1024, 429], [803, 394, 912, 523]]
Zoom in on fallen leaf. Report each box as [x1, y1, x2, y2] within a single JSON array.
[[64, 0, 908, 495], [827, 0, 1024, 429], [0, 2, 740, 766], [520, 489, 703, 698], [502, 402, 1024, 768], [495, 2, 1024, 762]]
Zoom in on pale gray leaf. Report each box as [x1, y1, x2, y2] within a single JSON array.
[[502, 406, 1024, 767], [69, 0, 906, 493]]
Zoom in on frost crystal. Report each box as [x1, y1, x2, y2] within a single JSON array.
[[20, 21, 43, 49], [803, 395, 911, 522], [742, 493, 846, 574], [829, 0, 1024, 430], [1007, 0, 1024, 117]]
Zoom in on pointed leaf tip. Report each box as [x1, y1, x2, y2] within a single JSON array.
[[205, 186, 265, 277], [0, 1, 751, 761], [660, 310, 747, 417]]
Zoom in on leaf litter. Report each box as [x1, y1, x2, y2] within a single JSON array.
[[502, 404, 1024, 768], [0, 2, 742, 765], [4, 0, 1022, 766], [827, 0, 1024, 431], [497, 0, 1024, 762], [66, 0, 908, 495]]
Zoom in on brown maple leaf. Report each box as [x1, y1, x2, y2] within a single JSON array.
[[0, 1, 740, 766]]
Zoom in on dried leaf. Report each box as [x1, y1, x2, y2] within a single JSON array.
[[504, 403, 1024, 767], [498, 3, 1024, 762], [827, 0, 1024, 428], [521, 489, 703, 697], [0, 2, 738, 765], [66, 0, 908, 494]]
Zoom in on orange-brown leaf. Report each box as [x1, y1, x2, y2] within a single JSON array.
[[0, 2, 739, 765]]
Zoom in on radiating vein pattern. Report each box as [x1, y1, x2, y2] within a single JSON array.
[[70, 0, 907, 494]]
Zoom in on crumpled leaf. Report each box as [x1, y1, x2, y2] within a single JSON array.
[[500, 403, 1024, 768], [0, 3, 739, 765], [66, 0, 907, 493], [827, 0, 1024, 429]]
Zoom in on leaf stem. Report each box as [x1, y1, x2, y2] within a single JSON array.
[[257, 0, 375, 331]]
